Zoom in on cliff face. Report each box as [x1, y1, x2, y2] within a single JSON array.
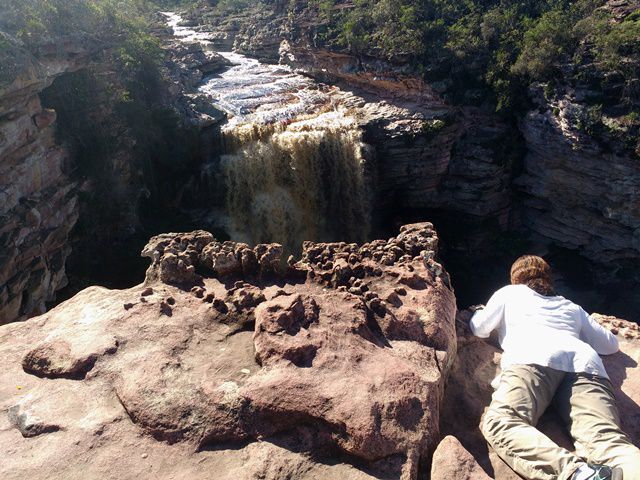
[[0, 23, 227, 324], [519, 86, 640, 266], [0, 37, 90, 323]]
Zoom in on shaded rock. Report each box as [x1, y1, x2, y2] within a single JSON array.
[[159, 300, 173, 317], [517, 82, 640, 314], [7, 405, 61, 438], [143, 233, 287, 285], [254, 294, 318, 336], [230, 287, 266, 312]]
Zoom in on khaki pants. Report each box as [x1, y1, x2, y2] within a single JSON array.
[[482, 364, 640, 480]]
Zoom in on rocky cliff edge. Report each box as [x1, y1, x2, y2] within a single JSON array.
[[0, 223, 637, 479], [0, 223, 457, 480]]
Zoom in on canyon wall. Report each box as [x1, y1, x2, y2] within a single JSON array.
[[519, 85, 640, 273], [0, 22, 227, 324], [0, 37, 89, 323], [184, 1, 639, 315]]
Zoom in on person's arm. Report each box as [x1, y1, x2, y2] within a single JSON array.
[[578, 307, 619, 355], [469, 288, 506, 339]]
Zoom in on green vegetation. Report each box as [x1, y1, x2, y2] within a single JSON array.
[[209, 0, 254, 14], [0, 0, 166, 91], [420, 119, 447, 138], [297, 0, 639, 114], [591, 9, 640, 70], [0, 0, 149, 46], [1, 0, 202, 228]]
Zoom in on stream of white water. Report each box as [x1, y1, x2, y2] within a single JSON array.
[[163, 12, 370, 252]]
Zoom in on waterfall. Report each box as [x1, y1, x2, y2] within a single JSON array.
[[162, 13, 372, 252], [222, 110, 371, 253]]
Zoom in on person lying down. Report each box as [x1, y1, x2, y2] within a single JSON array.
[[469, 255, 640, 480]]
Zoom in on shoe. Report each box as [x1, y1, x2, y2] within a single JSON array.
[[572, 463, 623, 480]]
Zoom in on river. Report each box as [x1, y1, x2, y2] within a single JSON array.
[[163, 12, 371, 253]]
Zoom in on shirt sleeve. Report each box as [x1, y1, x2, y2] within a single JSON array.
[[578, 308, 619, 355], [470, 288, 506, 338]]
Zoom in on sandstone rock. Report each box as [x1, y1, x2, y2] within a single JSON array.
[[22, 332, 118, 379], [0, 29, 97, 324], [0, 224, 455, 480], [7, 404, 62, 438], [201, 241, 244, 276], [431, 435, 491, 480]]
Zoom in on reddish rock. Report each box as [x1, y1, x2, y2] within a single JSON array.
[[22, 333, 118, 379], [431, 435, 491, 480], [0, 224, 456, 480]]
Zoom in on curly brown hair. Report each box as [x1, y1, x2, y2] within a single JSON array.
[[510, 255, 556, 296]]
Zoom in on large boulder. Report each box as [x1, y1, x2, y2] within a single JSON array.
[[0, 223, 456, 480]]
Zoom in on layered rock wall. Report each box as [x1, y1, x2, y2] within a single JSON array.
[[0, 38, 91, 323], [518, 85, 640, 271], [0, 21, 230, 324]]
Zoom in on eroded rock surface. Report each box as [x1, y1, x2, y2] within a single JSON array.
[[0, 223, 455, 480]]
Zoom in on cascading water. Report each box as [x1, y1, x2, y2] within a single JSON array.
[[164, 13, 371, 252], [222, 111, 370, 253]]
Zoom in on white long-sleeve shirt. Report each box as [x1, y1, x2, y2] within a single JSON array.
[[470, 284, 618, 385]]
